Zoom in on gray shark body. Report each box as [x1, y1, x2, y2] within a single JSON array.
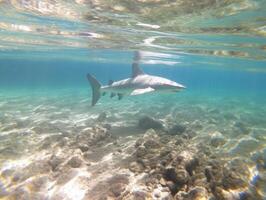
[[87, 51, 185, 106]]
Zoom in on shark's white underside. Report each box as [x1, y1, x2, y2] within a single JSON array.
[[101, 74, 185, 96]]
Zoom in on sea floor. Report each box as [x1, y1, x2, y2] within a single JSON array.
[[0, 88, 265, 200]]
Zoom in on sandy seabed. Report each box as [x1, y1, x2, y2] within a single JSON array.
[[0, 90, 265, 200]]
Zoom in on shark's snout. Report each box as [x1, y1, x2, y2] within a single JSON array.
[[179, 84, 186, 89]]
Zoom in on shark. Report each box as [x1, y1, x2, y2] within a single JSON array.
[[87, 51, 186, 106]]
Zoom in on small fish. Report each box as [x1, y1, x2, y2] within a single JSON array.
[[87, 51, 186, 106]]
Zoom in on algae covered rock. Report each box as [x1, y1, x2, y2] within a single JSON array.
[[96, 112, 107, 122], [210, 131, 226, 147], [175, 186, 208, 200], [144, 139, 160, 149], [229, 136, 259, 155], [138, 116, 163, 130], [185, 157, 200, 176], [164, 167, 189, 187], [168, 124, 186, 135], [48, 154, 64, 171], [67, 156, 82, 168]]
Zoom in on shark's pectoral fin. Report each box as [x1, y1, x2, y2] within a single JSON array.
[[130, 87, 155, 96], [117, 93, 123, 100]]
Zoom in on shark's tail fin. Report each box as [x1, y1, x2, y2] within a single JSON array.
[[87, 73, 101, 106]]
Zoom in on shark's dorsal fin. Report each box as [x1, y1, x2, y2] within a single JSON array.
[[132, 51, 145, 78], [108, 80, 114, 85], [132, 63, 144, 78]]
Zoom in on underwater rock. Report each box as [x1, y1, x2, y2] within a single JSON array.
[[79, 144, 89, 152], [29, 175, 49, 191], [254, 147, 266, 168], [214, 187, 243, 200], [1, 122, 17, 131], [102, 123, 112, 130], [11, 160, 51, 184], [175, 186, 208, 200], [152, 187, 171, 200], [164, 167, 189, 187], [131, 189, 149, 200], [136, 146, 147, 158], [67, 156, 82, 168], [183, 129, 197, 139], [222, 171, 247, 190], [0, 146, 19, 157], [223, 112, 237, 120], [204, 166, 214, 182], [234, 121, 250, 134], [185, 157, 200, 176], [210, 131, 226, 147], [57, 136, 70, 147], [168, 124, 186, 135], [138, 116, 163, 130], [106, 174, 129, 197], [77, 125, 110, 146], [129, 161, 144, 173], [250, 129, 266, 140], [39, 134, 64, 150], [222, 158, 250, 190], [12, 172, 24, 183], [160, 148, 172, 158], [175, 138, 185, 146], [110, 183, 126, 197], [56, 169, 78, 185], [166, 181, 178, 195], [135, 138, 144, 147], [97, 112, 107, 122], [93, 126, 111, 143], [48, 154, 64, 171], [143, 139, 160, 149], [0, 184, 8, 198], [153, 188, 161, 198], [32, 121, 61, 134], [26, 160, 51, 176], [159, 178, 167, 186], [9, 187, 30, 200], [191, 120, 203, 130], [229, 136, 259, 155], [174, 169, 189, 186], [144, 128, 157, 136], [209, 108, 220, 114], [164, 167, 177, 182], [1, 169, 14, 178]]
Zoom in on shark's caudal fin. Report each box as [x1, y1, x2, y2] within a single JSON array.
[[132, 51, 145, 78], [87, 73, 101, 106]]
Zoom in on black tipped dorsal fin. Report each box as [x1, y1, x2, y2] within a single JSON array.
[[132, 51, 145, 78]]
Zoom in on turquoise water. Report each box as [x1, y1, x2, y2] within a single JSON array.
[[1, 0, 266, 199]]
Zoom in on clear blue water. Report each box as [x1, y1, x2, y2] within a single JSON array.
[[0, 0, 266, 199]]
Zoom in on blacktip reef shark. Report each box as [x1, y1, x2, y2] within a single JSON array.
[[87, 51, 186, 106]]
